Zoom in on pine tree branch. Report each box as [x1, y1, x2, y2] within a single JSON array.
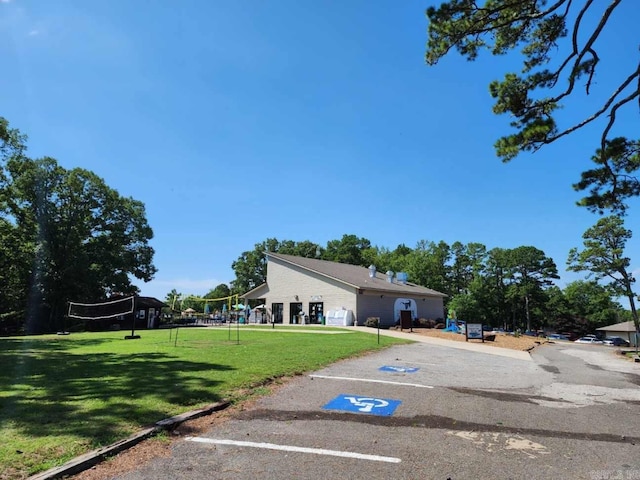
[[539, 65, 640, 146]]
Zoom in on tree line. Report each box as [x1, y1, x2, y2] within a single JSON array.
[[0, 117, 156, 334]]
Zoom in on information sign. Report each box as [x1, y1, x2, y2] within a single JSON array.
[[466, 323, 483, 341]]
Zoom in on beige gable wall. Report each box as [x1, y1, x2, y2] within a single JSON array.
[[266, 259, 357, 324]]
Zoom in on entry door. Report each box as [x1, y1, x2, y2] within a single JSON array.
[[400, 310, 412, 330], [271, 303, 283, 324], [289, 303, 302, 323], [309, 302, 324, 324]]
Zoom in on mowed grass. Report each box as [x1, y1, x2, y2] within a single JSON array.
[[0, 326, 409, 478]]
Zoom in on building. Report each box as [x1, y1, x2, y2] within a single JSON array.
[[242, 252, 446, 326], [596, 320, 639, 346]]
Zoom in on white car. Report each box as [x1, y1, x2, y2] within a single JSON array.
[[574, 337, 604, 344]]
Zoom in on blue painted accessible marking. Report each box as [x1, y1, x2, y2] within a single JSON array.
[[379, 365, 419, 374], [323, 394, 402, 416]]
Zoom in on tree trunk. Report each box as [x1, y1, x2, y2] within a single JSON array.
[[624, 282, 639, 353]]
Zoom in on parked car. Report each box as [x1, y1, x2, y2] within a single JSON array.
[[603, 336, 630, 347], [574, 337, 604, 344], [547, 334, 570, 341]]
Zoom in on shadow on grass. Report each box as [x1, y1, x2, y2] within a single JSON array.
[[0, 336, 234, 446]]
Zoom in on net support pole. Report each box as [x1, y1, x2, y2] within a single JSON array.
[[125, 296, 141, 340]]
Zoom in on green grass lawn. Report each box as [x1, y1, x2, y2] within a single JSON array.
[[0, 326, 409, 478]]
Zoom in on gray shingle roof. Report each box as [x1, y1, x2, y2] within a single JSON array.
[[267, 252, 446, 297], [596, 321, 639, 332]]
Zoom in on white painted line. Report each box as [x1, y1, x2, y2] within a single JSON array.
[[185, 437, 401, 463], [309, 374, 434, 389]]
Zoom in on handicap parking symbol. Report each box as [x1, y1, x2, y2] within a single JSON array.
[[379, 365, 419, 374], [323, 394, 402, 416]]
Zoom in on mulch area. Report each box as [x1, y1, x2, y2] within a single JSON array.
[[408, 328, 547, 351]]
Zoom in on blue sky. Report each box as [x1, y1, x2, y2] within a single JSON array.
[[1, 0, 638, 301]]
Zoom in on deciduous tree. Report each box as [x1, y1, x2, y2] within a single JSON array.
[[2, 155, 156, 332], [322, 234, 372, 266]]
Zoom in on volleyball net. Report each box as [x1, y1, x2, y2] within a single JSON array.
[[67, 296, 135, 320]]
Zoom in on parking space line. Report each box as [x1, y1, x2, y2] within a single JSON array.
[[309, 374, 434, 388], [185, 437, 402, 463]]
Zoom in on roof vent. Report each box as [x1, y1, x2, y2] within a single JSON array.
[[397, 272, 408, 284], [368, 265, 377, 278], [386, 271, 394, 283]]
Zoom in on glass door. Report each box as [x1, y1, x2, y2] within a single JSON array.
[[271, 303, 283, 324], [309, 302, 324, 324], [289, 302, 303, 323]]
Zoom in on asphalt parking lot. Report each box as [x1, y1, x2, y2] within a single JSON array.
[[111, 334, 640, 480]]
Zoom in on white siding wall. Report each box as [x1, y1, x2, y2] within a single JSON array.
[[266, 259, 357, 324], [605, 330, 639, 346]]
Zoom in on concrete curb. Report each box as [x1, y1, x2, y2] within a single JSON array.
[[28, 400, 231, 480]]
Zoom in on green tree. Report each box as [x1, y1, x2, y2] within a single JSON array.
[[232, 246, 268, 294], [1, 156, 156, 333], [479, 247, 512, 328], [425, 1, 639, 206], [573, 138, 640, 214], [322, 234, 372, 266], [567, 216, 639, 339], [563, 280, 622, 327], [447, 291, 480, 323], [544, 285, 569, 323], [203, 283, 232, 311], [450, 241, 487, 295], [165, 289, 182, 311], [0, 117, 29, 329], [367, 244, 413, 275], [508, 246, 559, 332], [404, 240, 451, 295], [0, 116, 26, 168]]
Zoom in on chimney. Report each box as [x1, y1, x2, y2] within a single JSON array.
[[368, 265, 377, 278]]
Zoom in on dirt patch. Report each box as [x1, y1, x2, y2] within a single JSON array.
[[408, 329, 547, 351]]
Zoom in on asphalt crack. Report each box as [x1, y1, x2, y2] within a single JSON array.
[[448, 386, 570, 404], [233, 409, 640, 445]]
